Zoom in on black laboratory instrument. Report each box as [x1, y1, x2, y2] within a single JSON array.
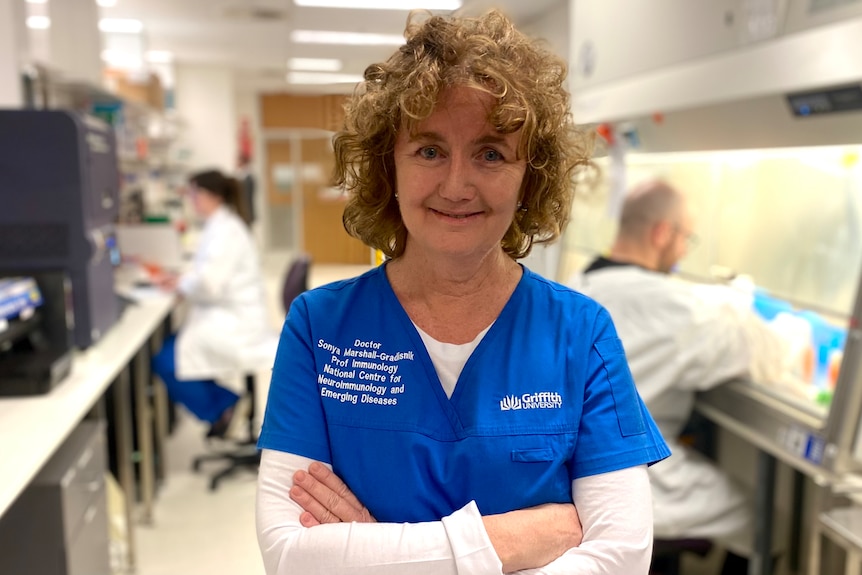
[[0, 109, 121, 349]]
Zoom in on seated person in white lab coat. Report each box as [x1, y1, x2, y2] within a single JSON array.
[[152, 169, 273, 439], [569, 179, 785, 574]]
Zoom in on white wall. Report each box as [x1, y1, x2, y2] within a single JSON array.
[[48, 0, 102, 85], [174, 64, 237, 171], [0, 0, 25, 107], [521, 0, 569, 59], [517, 0, 571, 281]]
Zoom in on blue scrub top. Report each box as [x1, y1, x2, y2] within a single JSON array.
[[259, 264, 669, 523]]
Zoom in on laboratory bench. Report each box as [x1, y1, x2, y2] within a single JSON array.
[[0, 287, 176, 573], [0, 109, 185, 573], [694, 370, 862, 575]]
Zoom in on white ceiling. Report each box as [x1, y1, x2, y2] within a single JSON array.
[[96, 0, 564, 92]]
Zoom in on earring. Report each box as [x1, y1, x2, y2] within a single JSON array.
[[394, 193, 399, 200], [516, 201, 522, 209]]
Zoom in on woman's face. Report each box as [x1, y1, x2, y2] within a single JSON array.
[[190, 184, 221, 217], [393, 86, 526, 262]]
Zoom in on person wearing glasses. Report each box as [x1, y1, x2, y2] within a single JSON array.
[[569, 179, 784, 574]]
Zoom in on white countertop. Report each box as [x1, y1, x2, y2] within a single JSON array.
[[0, 291, 175, 519]]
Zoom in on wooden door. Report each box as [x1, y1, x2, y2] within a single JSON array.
[[261, 93, 369, 264], [299, 137, 369, 264]]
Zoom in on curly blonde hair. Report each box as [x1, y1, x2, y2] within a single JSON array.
[[335, 9, 593, 260]]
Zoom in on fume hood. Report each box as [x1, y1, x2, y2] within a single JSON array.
[[564, 0, 862, 484], [569, 0, 862, 151], [562, 3, 862, 571]]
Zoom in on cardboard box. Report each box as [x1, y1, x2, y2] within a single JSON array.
[[104, 68, 165, 111]]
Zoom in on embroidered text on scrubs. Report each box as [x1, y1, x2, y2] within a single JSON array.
[[323, 363, 355, 379], [351, 360, 399, 375], [381, 351, 414, 362], [500, 392, 564, 411], [344, 347, 379, 359], [316, 336, 417, 408], [320, 387, 358, 404], [317, 374, 387, 396], [353, 338, 382, 349], [317, 339, 341, 356]]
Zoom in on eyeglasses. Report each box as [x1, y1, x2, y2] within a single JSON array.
[[676, 227, 700, 248], [674, 224, 699, 248]]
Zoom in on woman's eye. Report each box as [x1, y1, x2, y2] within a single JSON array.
[[419, 147, 439, 159], [482, 149, 502, 162]]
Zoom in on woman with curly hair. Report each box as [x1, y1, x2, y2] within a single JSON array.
[[256, 10, 669, 574]]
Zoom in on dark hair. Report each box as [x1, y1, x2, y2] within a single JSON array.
[[189, 169, 251, 227], [335, 9, 593, 260]]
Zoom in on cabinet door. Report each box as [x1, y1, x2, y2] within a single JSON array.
[[66, 495, 111, 575], [571, 0, 739, 90]]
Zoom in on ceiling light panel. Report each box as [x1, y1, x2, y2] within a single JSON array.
[[288, 58, 343, 71], [291, 30, 404, 45], [99, 18, 143, 33], [26, 16, 50, 29], [294, 0, 461, 9]]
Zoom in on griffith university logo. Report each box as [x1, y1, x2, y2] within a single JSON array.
[[500, 392, 563, 411]]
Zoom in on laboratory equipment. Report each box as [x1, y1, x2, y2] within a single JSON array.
[[0, 110, 121, 348], [0, 275, 73, 396], [559, 145, 862, 481]]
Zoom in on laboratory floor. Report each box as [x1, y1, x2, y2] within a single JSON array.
[[131, 255, 723, 575], [134, 412, 262, 575]]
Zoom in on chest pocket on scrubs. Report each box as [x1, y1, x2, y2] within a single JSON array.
[[512, 447, 554, 462], [594, 337, 646, 437], [483, 434, 575, 512]]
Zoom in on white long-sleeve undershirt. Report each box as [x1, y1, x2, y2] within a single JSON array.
[[258, 320, 654, 573], [256, 450, 653, 575]]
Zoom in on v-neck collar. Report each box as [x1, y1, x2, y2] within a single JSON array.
[[375, 262, 529, 434]]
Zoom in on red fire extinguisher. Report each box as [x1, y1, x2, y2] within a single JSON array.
[[238, 116, 252, 162]]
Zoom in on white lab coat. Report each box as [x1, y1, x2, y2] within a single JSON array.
[[176, 206, 275, 382], [569, 265, 785, 553]]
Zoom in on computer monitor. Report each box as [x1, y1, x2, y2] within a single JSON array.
[[115, 224, 185, 272]]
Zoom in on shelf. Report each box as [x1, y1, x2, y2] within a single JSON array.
[[820, 507, 862, 554]]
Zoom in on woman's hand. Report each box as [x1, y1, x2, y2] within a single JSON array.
[[290, 462, 376, 527], [483, 502, 583, 573], [153, 271, 179, 292], [290, 462, 582, 571]]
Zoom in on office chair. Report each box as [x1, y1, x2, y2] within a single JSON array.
[[281, 253, 311, 312], [192, 253, 311, 491], [650, 538, 713, 575], [192, 373, 260, 490]]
